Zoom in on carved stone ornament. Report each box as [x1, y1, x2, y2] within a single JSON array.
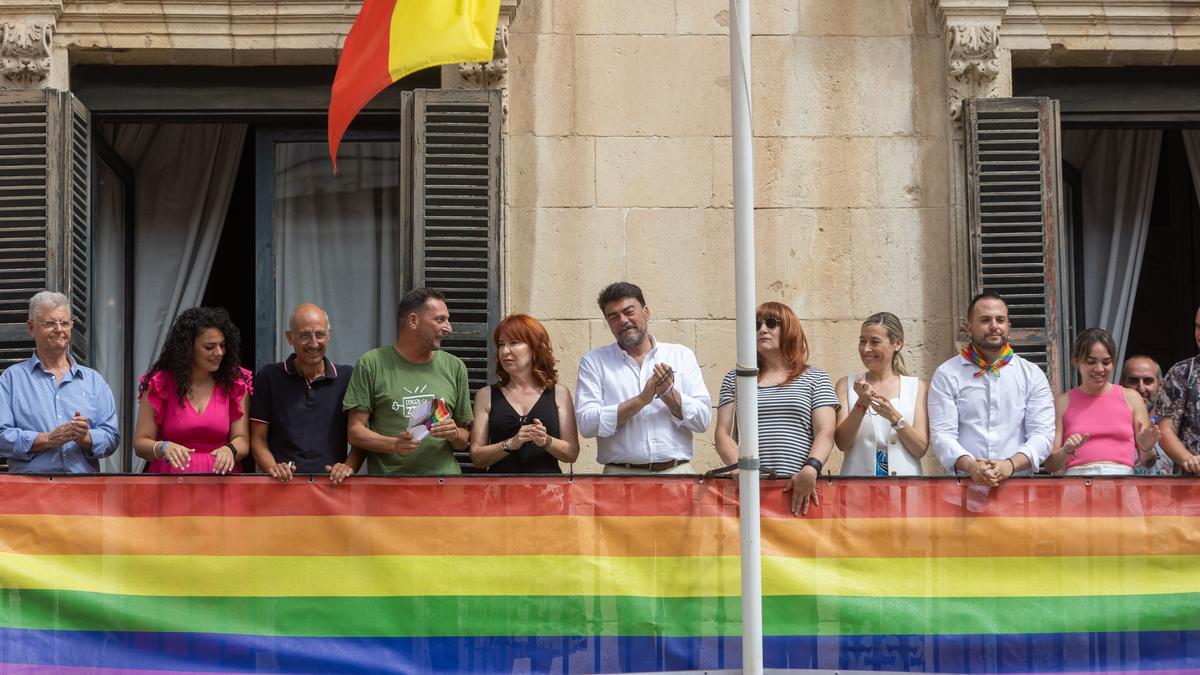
[[0, 20, 54, 89], [946, 22, 1001, 120], [458, 16, 510, 90]]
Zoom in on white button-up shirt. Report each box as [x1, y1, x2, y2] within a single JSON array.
[[928, 352, 1055, 473], [575, 339, 712, 465]]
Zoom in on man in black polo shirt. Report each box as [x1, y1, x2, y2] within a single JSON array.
[[250, 303, 361, 482]]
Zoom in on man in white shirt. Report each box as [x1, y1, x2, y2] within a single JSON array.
[[575, 282, 712, 473], [929, 292, 1055, 485]]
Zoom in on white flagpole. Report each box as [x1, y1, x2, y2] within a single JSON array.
[[729, 0, 763, 672]]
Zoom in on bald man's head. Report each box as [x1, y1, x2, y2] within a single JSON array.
[[289, 303, 329, 332], [1121, 355, 1161, 411], [286, 303, 331, 370]]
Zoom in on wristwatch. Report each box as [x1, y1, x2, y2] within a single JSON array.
[[892, 417, 908, 430], [501, 439, 515, 453]]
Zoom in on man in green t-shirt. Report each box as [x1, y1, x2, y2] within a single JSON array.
[[343, 288, 473, 474]]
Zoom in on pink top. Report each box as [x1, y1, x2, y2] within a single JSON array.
[[1063, 384, 1135, 469], [141, 368, 253, 474]]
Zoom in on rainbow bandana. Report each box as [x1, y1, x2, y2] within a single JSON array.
[[961, 340, 1015, 378]]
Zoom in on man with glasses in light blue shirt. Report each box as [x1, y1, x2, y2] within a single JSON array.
[[0, 291, 119, 472]]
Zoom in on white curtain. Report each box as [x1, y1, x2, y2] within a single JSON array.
[[1061, 130, 1162, 365], [93, 160, 129, 472], [94, 123, 247, 471], [273, 141, 401, 365], [1181, 131, 1200, 220]]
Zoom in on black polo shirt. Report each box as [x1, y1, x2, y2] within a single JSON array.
[[249, 354, 353, 474]]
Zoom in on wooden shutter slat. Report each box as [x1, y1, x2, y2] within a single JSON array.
[[410, 88, 501, 473], [965, 96, 1068, 391], [0, 90, 91, 370]]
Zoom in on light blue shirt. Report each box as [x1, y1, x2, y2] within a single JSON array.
[[0, 353, 119, 473]]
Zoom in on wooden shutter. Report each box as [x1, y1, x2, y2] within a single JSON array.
[[964, 97, 1069, 391], [410, 89, 501, 394], [0, 90, 91, 370]]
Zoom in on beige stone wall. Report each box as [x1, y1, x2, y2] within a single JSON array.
[[505, 0, 956, 474]]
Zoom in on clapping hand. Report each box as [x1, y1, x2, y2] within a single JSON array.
[[1135, 423, 1159, 453], [1061, 433, 1089, 455], [530, 418, 551, 448], [852, 375, 873, 410], [68, 411, 91, 443], [510, 423, 539, 449], [652, 363, 675, 397], [869, 395, 901, 425]]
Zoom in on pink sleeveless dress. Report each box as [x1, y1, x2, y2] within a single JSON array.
[[142, 369, 253, 474], [1062, 385, 1136, 469]]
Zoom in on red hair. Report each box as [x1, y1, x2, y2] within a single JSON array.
[[757, 301, 808, 383], [493, 314, 558, 389]]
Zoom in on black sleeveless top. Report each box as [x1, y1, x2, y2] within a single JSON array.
[[486, 385, 562, 474]]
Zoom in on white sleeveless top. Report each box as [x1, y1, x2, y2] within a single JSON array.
[[842, 374, 923, 476]]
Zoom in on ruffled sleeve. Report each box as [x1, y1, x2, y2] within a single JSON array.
[[227, 367, 254, 422], [139, 370, 175, 427]]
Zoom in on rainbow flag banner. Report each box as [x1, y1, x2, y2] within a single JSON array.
[[0, 475, 1197, 673]]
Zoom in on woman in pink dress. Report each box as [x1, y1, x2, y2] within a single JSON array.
[[133, 307, 253, 474]]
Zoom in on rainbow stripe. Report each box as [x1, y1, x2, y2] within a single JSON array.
[[0, 475, 1196, 673]]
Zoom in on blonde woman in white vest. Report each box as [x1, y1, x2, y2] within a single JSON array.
[[834, 312, 929, 476]]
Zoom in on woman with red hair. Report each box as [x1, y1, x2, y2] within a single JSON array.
[[715, 302, 839, 515], [469, 314, 580, 473]]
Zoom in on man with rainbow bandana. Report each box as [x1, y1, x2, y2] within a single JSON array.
[[928, 292, 1055, 485]]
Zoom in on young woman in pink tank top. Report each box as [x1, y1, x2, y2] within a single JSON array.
[[1044, 328, 1158, 476]]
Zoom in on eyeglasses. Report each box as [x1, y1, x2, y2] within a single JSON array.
[[294, 331, 329, 343], [756, 317, 782, 330], [38, 320, 73, 330]]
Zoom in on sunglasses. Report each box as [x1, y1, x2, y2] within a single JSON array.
[[756, 317, 782, 330]]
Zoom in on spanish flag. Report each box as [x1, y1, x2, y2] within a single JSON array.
[[328, 0, 502, 169]]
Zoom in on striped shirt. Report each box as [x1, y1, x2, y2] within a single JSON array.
[[718, 367, 840, 475]]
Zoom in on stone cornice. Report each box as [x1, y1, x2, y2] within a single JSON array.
[[1003, 0, 1200, 63], [56, 1, 521, 69]]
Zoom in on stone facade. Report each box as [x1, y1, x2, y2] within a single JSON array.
[[506, 0, 954, 473], [3, 0, 1195, 474]]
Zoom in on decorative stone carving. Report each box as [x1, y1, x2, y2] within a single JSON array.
[[0, 20, 54, 89], [932, 0, 1010, 121], [946, 23, 1002, 120], [458, 17, 510, 90], [451, 0, 520, 116]]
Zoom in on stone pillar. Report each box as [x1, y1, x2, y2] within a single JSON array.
[[0, 1, 62, 90], [932, 0, 1010, 340], [442, 0, 521, 116]]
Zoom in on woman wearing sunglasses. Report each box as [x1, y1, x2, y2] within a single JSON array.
[[715, 302, 839, 516], [833, 312, 928, 476]]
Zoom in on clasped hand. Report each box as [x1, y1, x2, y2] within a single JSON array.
[[40, 411, 90, 449], [965, 457, 1016, 487], [510, 419, 550, 449]]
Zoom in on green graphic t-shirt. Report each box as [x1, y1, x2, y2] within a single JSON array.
[[342, 346, 473, 475]]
